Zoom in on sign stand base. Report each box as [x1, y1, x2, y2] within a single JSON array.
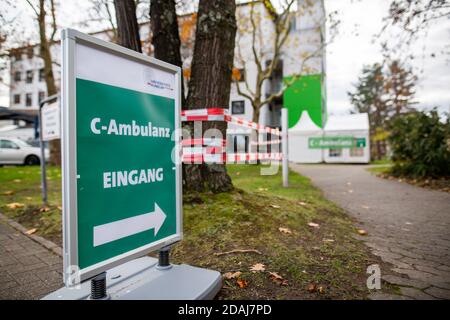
[[42, 256, 222, 300]]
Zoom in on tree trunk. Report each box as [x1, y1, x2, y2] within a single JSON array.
[[38, 0, 59, 166], [184, 0, 236, 193], [114, 0, 142, 52], [150, 0, 184, 103]]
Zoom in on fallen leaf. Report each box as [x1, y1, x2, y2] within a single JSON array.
[[250, 263, 265, 272], [237, 279, 248, 288], [357, 229, 368, 236], [307, 283, 316, 293], [2, 190, 15, 196], [268, 272, 288, 285], [298, 201, 307, 206], [270, 204, 281, 209], [6, 202, 24, 209], [269, 272, 283, 280], [308, 222, 320, 228], [278, 227, 292, 234], [223, 271, 242, 279], [25, 228, 37, 235]]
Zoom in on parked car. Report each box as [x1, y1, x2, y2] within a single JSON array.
[[0, 137, 49, 165]]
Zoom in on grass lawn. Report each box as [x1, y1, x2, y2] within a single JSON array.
[[367, 164, 450, 193], [370, 158, 392, 165], [367, 165, 391, 175], [0, 164, 387, 299]]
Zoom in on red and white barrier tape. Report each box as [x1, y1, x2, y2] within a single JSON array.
[[183, 146, 226, 155], [181, 108, 283, 163], [181, 138, 226, 147], [182, 153, 227, 164], [227, 153, 283, 162], [226, 114, 281, 136], [182, 152, 283, 164], [181, 108, 226, 122], [250, 139, 282, 146], [181, 108, 281, 136]]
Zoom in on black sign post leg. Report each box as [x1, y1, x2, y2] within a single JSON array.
[[89, 272, 110, 300], [157, 246, 172, 270]]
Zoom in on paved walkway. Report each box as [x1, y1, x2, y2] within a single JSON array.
[[291, 164, 450, 300], [0, 219, 63, 300]]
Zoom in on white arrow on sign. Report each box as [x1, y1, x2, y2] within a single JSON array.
[[93, 203, 166, 247]]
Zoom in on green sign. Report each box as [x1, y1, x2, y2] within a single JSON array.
[[76, 79, 177, 269], [61, 29, 182, 284], [308, 136, 366, 149]]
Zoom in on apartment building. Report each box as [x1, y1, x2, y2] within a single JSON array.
[[8, 0, 326, 135]]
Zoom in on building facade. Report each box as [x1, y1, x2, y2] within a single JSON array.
[[7, 0, 326, 140]]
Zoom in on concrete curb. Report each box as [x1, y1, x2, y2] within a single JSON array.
[[0, 212, 63, 257]]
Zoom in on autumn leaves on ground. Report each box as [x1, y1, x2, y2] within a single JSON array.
[[0, 164, 388, 299]]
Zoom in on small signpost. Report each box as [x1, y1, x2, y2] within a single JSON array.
[[38, 95, 59, 205], [41, 102, 60, 141], [43, 29, 221, 300]]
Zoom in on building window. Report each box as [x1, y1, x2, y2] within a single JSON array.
[[329, 148, 342, 157], [26, 70, 33, 84], [38, 91, 46, 104], [14, 71, 21, 82], [350, 147, 364, 157], [13, 51, 22, 61], [231, 100, 245, 115], [26, 93, 33, 107], [39, 69, 45, 82], [13, 94, 21, 104], [27, 47, 34, 59], [289, 17, 297, 32]]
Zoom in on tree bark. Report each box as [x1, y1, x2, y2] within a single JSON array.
[[37, 0, 59, 165], [184, 0, 236, 193], [113, 0, 142, 52], [150, 0, 184, 102]]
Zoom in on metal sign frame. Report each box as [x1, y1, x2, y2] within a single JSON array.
[[61, 28, 183, 284]]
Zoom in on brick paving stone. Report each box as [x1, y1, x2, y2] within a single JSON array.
[[424, 286, 450, 299], [368, 292, 412, 300], [399, 287, 435, 300], [0, 219, 63, 299], [382, 275, 430, 290], [292, 164, 450, 300]]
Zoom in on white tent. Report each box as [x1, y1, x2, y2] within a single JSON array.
[[323, 113, 370, 163], [288, 111, 323, 163]]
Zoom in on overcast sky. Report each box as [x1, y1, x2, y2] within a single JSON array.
[[1, 0, 449, 115], [325, 0, 450, 116]]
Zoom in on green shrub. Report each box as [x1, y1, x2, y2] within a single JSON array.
[[388, 109, 450, 178]]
